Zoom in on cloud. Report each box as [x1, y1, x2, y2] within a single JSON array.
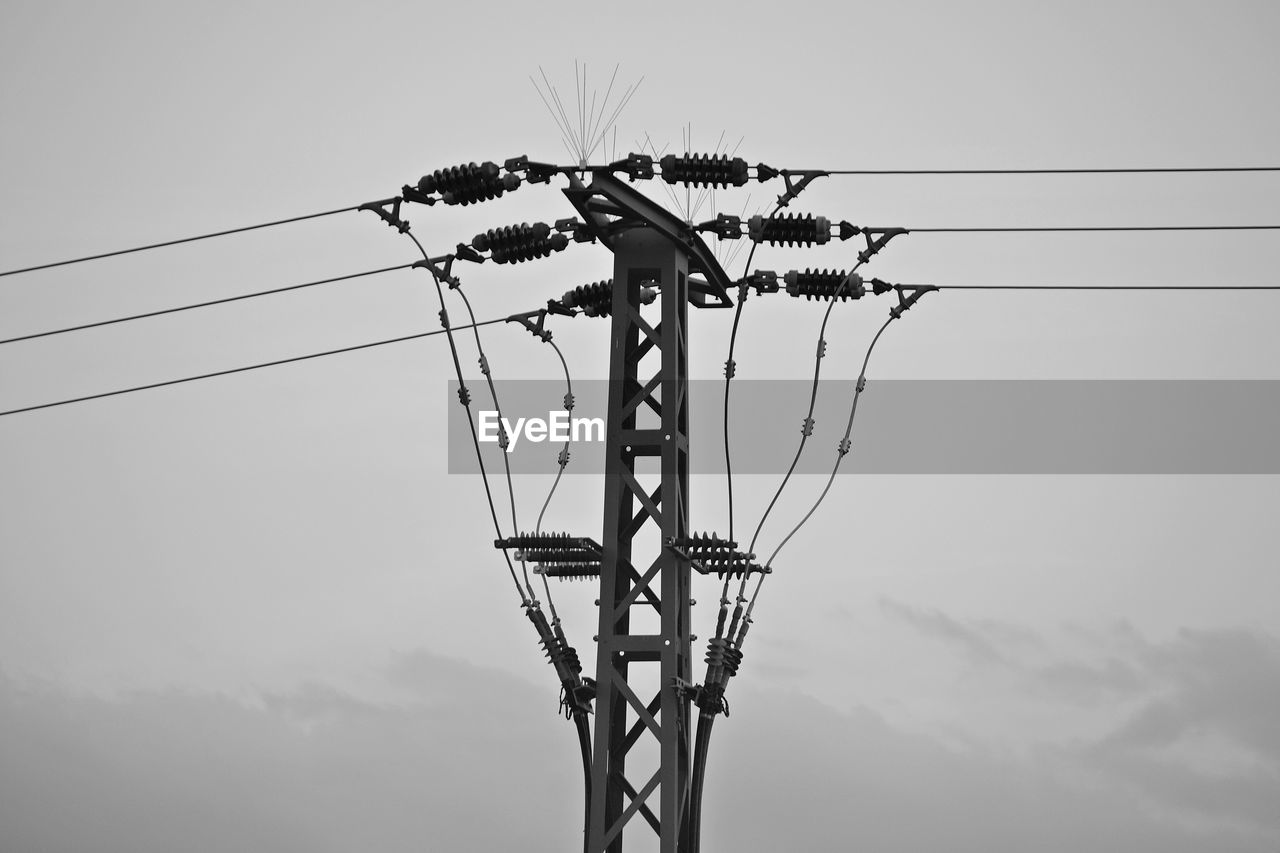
[[873, 600, 1280, 837], [0, 659, 583, 853], [706, 685, 1275, 853], [878, 597, 1016, 665], [4, 649, 1278, 853], [1079, 628, 1280, 833]]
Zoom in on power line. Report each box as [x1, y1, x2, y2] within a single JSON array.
[[0, 316, 508, 418], [903, 224, 1280, 233], [823, 166, 1280, 175], [925, 283, 1280, 290], [0, 204, 366, 279], [0, 263, 416, 345]]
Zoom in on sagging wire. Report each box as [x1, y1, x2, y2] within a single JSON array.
[[738, 311, 907, 650], [450, 283, 538, 602], [735, 258, 870, 623], [500, 308, 593, 853], [505, 309, 578, 644], [391, 226, 528, 607]]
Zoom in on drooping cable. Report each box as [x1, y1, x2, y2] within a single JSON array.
[[713, 211, 777, 648], [0, 263, 415, 346], [535, 339, 574, 536], [534, 338, 575, 627], [450, 283, 536, 601], [0, 204, 366, 279], [735, 315, 900, 657], [401, 231, 528, 606], [743, 260, 866, 576]]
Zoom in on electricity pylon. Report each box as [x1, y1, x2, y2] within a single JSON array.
[[565, 172, 733, 852]]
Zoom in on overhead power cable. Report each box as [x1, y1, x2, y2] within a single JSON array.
[[821, 166, 1280, 175], [908, 282, 1280, 291], [0, 204, 366, 279], [903, 224, 1280, 233], [0, 263, 416, 346], [0, 316, 509, 419]]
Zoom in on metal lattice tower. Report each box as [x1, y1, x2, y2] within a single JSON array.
[[565, 173, 732, 852]]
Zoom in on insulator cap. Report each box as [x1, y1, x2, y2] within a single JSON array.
[[784, 269, 865, 301], [472, 222, 567, 264], [660, 153, 749, 188], [749, 213, 831, 246], [417, 161, 516, 206]]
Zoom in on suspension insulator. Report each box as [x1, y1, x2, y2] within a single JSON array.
[[784, 269, 866, 301], [660, 153, 750, 188], [561, 281, 657, 317], [749, 213, 831, 246], [472, 222, 569, 264], [416, 161, 519, 206]]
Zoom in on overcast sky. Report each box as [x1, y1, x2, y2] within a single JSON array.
[[2, 2, 1279, 851]]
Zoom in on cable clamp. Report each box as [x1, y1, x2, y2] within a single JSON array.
[[802, 416, 815, 436], [724, 358, 737, 379], [457, 384, 471, 406], [857, 375, 867, 392], [608, 152, 655, 181], [414, 255, 461, 288], [399, 185, 436, 207], [696, 213, 744, 240], [774, 169, 829, 208], [563, 392, 575, 411], [817, 338, 828, 359], [477, 354, 491, 376], [868, 277, 894, 296], [358, 197, 410, 233], [889, 284, 938, 319], [438, 308, 450, 329], [557, 447, 570, 468], [503, 155, 561, 185], [555, 217, 595, 244], [505, 309, 553, 342], [746, 269, 780, 294], [453, 244, 485, 265], [858, 227, 909, 264], [838, 437, 852, 456]]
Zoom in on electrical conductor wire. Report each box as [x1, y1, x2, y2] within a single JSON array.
[[0, 204, 366, 279], [738, 314, 898, 643], [0, 317, 509, 418], [402, 231, 528, 605], [0, 263, 415, 346]]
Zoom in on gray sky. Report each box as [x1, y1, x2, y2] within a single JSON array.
[[2, 1, 1278, 850]]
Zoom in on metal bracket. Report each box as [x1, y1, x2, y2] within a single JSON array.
[[776, 169, 829, 208], [890, 284, 938, 319], [506, 308, 554, 342], [358, 197, 410, 232], [859, 227, 909, 264]]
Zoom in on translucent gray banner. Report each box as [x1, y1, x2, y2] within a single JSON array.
[[446, 380, 1280, 474]]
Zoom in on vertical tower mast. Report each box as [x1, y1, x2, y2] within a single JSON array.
[[565, 174, 732, 853]]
